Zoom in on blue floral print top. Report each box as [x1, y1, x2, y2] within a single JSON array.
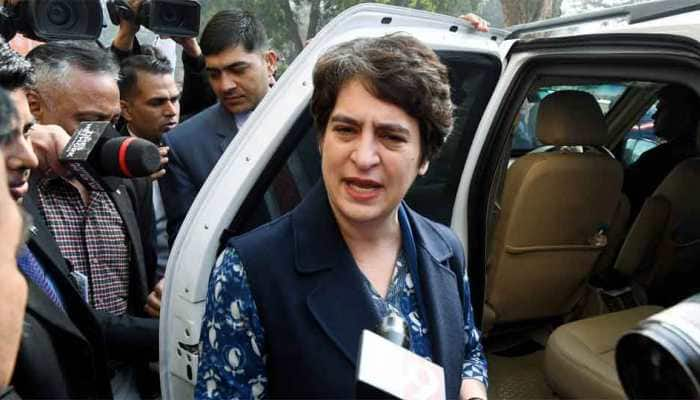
[[196, 249, 487, 399], [196, 206, 487, 399]]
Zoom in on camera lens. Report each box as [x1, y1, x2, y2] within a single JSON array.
[[618, 327, 700, 398], [26, 0, 103, 41], [46, 0, 73, 27], [616, 295, 700, 399], [146, 0, 200, 37], [158, 4, 183, 26]]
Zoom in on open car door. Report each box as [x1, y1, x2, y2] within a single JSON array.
[[450, 1, 700, 398]]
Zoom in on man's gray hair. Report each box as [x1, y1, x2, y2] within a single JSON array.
[[26, 41, 119, 92]]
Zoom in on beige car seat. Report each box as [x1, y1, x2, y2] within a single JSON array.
[[484, 90, 624, 327], [614, 157, 700, 306], [544, 305, 663, 399], [544, 122, 700, 399]]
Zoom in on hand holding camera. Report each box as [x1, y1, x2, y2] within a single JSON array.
[[107, 0, 201, 38], [168, 35, 201, 58], [0, 0, 200, 42]]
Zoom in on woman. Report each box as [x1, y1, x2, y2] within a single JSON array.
[[196, 34, 488, 399]]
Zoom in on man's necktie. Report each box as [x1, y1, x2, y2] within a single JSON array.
[[16, 245, 65, 312]]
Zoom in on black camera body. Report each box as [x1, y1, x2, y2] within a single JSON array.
[[0, 0, 103, 42], [106, 0, 200, 38]]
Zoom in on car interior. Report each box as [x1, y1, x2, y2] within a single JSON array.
[[215, 51, 700, 399], [482, 77, 700, 399]]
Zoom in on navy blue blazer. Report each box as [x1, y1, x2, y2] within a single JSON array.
[[229, 181, 468, 398], [160, 103, 238, 244]]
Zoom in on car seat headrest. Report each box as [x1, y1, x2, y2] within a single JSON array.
[[537, 90, 608, 146]]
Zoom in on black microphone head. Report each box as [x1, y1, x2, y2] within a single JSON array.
[[376, 313, 410, 349], [100, 137, 161, 177]]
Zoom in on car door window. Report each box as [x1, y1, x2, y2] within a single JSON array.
[[228, 52, 501, 235], [621, 102, 661, 166], [511, 83, 628, 153]]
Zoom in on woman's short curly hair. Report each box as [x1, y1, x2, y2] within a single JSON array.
[[311, 34, 453, 163]]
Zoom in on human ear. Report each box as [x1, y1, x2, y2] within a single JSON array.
[[120, 99, 133, 122], [25, 89, 43, 120], [265, 50, 278, 76], [418, 160, 430, 176], [317, 133, 325, 156]]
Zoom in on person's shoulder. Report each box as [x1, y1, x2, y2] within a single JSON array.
[[220, 215, 295, 281], [100, 175, 146, 198], [406, 207, 463, 260], [638, 143, 670, 164], [408, 208, 457, 240], [164, 103, 223, 145], [227, 214, 293, 251]]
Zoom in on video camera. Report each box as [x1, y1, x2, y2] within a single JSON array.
[[106, 0, 200, 38], [0, 0, 103, 42]]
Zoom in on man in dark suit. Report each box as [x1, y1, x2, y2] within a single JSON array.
[[160, 9, 278, 243], [20, 40, 160, 398], [119, 47, 181, 312]]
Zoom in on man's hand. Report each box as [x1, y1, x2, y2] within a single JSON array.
[[459, 13, 490, 32], [145, 278, 164, 317], [149, 146, 168, 180], [29, 123, 71, 178], [112, 0, 143, 52], [170, 36, 202, 58], [459, 378, 488, 400]]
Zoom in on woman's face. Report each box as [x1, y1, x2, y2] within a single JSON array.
[[320, 79, 429, 227]]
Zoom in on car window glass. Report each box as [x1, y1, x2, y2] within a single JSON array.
[[511, 83, 628, 153], [228, 52, 501, 236], [621, 101, 661, 166]]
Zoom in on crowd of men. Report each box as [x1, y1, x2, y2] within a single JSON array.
[[0, 4, 279, 398], [0, 1, 697, 399]]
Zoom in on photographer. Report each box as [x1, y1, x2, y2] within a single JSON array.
[[111, 0, 215, 119]]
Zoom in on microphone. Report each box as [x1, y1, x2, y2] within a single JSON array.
[[355, 314, 446, 400], [376, 313, 410, 349], [59, 121, 161, 180], [99, 137, 162, 177]]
